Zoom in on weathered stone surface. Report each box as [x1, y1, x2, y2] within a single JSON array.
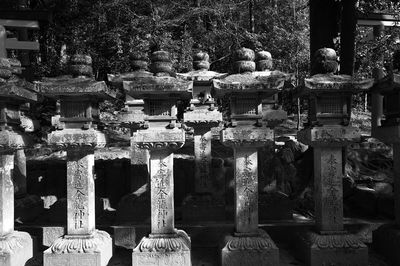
[[132, 230, 191, 266], [0, 231, 33, 266], [0, 130, 32, 151], [44, 231, 112, 266], [43, 227, 65, 248], [193, 131, 212, 193], [133, 129, 185, 151], [296, 231, 368, 266], [130, 141, 149, 165], [66, 150, 95, 235], [297, 126, 361, 147], [150, 150, 175, 234], [234, 148, 258, 234], [314, 147, 343, 233], [13, 149, 26, 197], [183, 108, 222, 124], [48, 129, 107, 149], [221, 127, 273, 148], [303, 74, 374, 93], [221, 229, 279, 266], [0, 154, 15, 236]]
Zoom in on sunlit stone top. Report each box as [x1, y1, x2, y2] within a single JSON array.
[[212, 48, 289, 98], [123, 50, 192, 98], [212, 48, 289, 127], [35, 54, 116, 132]]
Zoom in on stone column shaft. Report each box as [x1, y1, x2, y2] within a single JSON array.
[[234, 147, 258, 234], [67, 149, 96, 235], [0, 154, 14, 236], [194, 130, 212, 193], [13, 149, 27, 197], [314, 147, 343, 233], [150, 149, 174, 235]]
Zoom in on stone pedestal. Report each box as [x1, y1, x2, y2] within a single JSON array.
[[0, 153, 33, 266], [296, 126, 367, 266], [220, 128, 279, 266], [132, 129, 191, 266], [182, 125, 224, 221], [44, 148, 112, 266]]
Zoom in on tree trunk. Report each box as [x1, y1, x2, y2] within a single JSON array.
[[249, 0, 255, 33], [340, 0, 357, 75]]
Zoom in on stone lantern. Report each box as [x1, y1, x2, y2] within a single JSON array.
[[124, 50, 193, 266], [296, 48, 373, 266], [177, 51, 227, 222], [0, 57, 37, 266], [371, 71, 400, 265], [212, 47, 289, 266], [35, 54, 116, 266]]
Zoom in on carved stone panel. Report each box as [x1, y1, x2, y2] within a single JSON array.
[[234, 148, 258, 234], [150, 150, 175, 234], [194, 131, 212, 193], [66, 150, 96, 235], [0, 154, 14, 236], [314, 147, 343, 233]]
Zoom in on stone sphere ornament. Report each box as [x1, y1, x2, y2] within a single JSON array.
[[256, 51, 273, 71], [69, 54, 93, 77], [130, 52, 148, 71], [234, 48, 256, 73], [193, 51, 210, 71], [150, 50, 173, 75], [312, 47, 338, 74]]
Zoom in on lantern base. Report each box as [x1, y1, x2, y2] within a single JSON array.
[[132, 229, 191, 266], [295, 230, 367, 266], [43, 230, 112, 266], [0, 231, 33, 266], [220, 229, 279, 266]]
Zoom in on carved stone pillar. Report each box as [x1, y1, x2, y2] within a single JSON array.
[[220, 128, 278, 266], [43, 132, 112, 266], [0, 151, 33, 266], [131, 129, 191, 266]]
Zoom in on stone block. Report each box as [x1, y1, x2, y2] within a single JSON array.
[[132, 250, 191, 266], [220, 230, 279, 266], [113, 226, 136, 249], [373, 224, 400, 265], [0, 231, 33, 266], [297, 126, 361, 147], [43, 226, 65, 247], [296, 231, 368, 266]]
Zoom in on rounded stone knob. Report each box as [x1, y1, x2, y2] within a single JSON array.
[[150, 50, 173, 75], [312, 48, 338, 74], [69, 54, 93, 77], [193, 51, 210, 70], [256, 51, 273, 71], [130, 52, 148, 71], [234, 48, 256, 73], [0, 58, 12, 81]]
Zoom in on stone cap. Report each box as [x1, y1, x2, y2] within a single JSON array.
[[132, 128, 185, 150], [123, 76, 192, 99], [47, 128, 107, 149], [220, 127, 274, 148], [297, 126, 361, 147], [35, 77, 116, 100], [212, 70, 289, 98], [300, 74, 374, 96]]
